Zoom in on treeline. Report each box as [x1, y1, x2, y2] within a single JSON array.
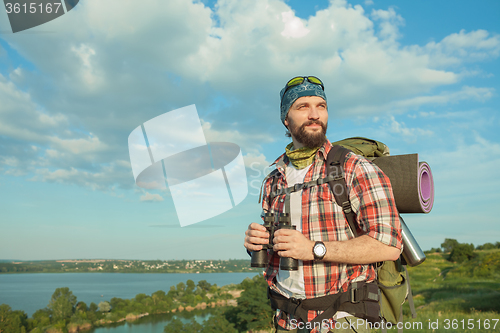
[[0, 279, 239, 333], [0, 259, 259, 274], [427, 239, 500, 258], [426, 238, 500, 280], [163, 274, 273, 333]]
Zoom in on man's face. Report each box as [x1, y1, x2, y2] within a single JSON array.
[[284, 96, 328, 149]]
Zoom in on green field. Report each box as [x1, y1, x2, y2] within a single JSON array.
[[378, 250, 500, 332]]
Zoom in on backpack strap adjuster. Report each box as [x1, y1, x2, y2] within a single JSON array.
[[333, 174, 344, 181], [350, 288, 359, 303], [342, 201, 352, 214], [294, 183, 304, 192]]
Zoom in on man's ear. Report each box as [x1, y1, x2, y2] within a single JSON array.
[[284, 117, 289, 128]]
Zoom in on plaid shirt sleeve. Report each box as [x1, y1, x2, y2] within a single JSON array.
[[344, 152, 402, 249]]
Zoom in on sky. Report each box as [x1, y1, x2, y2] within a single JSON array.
[[0, 0, 499, 261]]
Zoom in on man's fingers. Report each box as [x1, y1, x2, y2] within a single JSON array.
[[246, 228, 269, 241], [246, 243, 263, 251], [246, 235, 269, 245], [273, 230, 298, 244], [248, 222, 267, 232]]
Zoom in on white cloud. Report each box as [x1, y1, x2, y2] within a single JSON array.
[[342, 85, 494, 115], [371, 7, 404, 42], [383, 115, 434, 143], [0, 0, 498, 194], [423, 132, 500, 214], [140, 192, 164, 202], [421, 29, 500, 67], [281, 11, 310, 38], [71, 44, 103, 89]]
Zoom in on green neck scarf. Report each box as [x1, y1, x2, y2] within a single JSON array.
[[285, 143, 320, 169]]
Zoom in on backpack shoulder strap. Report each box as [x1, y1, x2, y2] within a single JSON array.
[[326, 145, 359, 237], [258, 168, 280, 204]]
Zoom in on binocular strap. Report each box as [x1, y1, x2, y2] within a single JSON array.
[[269, 281, 380, 326]]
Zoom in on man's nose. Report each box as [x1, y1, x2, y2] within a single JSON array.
[[308, 106, 320, 119]]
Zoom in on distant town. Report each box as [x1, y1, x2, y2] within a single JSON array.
[[0, 259, 262, 274]]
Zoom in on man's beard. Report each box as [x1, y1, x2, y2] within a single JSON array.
[[289, 119, 327, 148]]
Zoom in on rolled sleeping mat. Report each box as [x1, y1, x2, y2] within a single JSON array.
[[372, 154, 434, 214]]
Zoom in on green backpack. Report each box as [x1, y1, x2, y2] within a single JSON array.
[[330, 137, 390, 160], [326, 138, 417, 329]]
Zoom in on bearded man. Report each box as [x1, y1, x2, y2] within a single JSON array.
[[244, 76, 402, 333]]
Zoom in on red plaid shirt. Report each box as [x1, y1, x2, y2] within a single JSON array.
[[262, 140, 402, 332]]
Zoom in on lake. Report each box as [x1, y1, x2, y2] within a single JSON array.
[[0, 272, 259, 317], [91, 309, 215, 333]]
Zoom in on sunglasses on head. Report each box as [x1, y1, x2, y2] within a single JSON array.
[[280, 76, 324, 99]]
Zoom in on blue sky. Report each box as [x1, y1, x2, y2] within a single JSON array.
[[0, 0, 499, 260]]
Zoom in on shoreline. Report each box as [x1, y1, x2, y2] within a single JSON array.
[[66, 291, 242, 333]]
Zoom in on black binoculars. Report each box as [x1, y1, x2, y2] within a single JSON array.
[[250, 212, 298, 271]]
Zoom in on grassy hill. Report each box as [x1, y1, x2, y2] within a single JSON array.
[[162, 249, 500, 333], [393, 249, 500, 332]]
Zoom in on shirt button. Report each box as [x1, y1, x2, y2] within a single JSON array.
[[280, 199, 284, 202], [274, 270, 277, 273]]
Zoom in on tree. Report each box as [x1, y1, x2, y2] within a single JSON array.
[[477, 243, 495, 250], [197, 280, 212, 291], [202, 314, 238, 333], [135, 293, 148, 303], [441, 238, 459, 253], [88, 302, 98, 313], [31, 308, 51, 328], [163, 317, 202, 333], [152, 290, 166, 305], [109, 297, 124, 310], [0, 304, 29, 333], [427, 247, 441, 253], [450, 243, 476, 263], [98, 301, 111, 313], [47, 287, 77, 322], [75, 301, 87, 312], [228, 274, 273, 332], [176, 282, 186, 292], [87, 302, 99, 322], [186, 279, 196, 294]]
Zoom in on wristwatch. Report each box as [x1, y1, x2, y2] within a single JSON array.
[[313, 241, 327, 260]]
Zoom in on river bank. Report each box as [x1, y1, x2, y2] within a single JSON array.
[[66, 293, 241, 333], [1, 273, 257, 333], [0, 272, 258, 317]]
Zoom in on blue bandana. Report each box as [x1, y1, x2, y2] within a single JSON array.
[[280, 81, 327, 126]]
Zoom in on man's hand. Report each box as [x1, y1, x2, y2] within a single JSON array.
[[244, 223, 270, 252], [273, 229, 315, 261]]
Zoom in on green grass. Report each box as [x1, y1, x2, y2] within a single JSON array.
[[369, 250, 500, 332]]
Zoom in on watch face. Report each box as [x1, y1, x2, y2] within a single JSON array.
[[314, 243, 326, 256]]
